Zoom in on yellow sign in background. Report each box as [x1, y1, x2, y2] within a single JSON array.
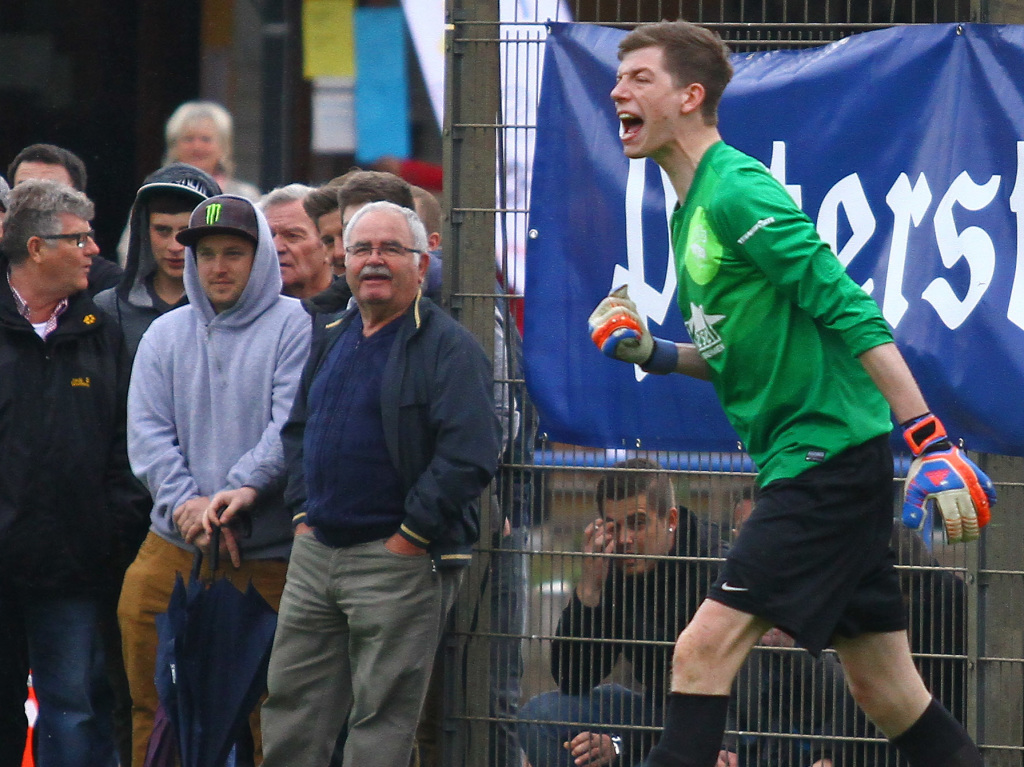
[[302, 0, 356, 79]]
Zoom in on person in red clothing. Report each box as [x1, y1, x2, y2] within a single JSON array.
[[372, 156, 442, 193]]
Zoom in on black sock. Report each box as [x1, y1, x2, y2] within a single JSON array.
[[891, 697, 983, 767], [646, 693, 730, 767]]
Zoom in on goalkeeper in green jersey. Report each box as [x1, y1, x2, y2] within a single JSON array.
[[587, 20, 995, 767]]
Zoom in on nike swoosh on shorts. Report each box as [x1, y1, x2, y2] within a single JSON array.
[[720, 582, 749, 592]]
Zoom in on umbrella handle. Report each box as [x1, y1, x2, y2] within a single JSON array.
[[189, 525, 222, 582], [190, 548, 202, 582], [210, 524, 221, 573]]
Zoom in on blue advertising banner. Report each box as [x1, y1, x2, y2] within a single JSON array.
[[524, 22, 1024, 457]]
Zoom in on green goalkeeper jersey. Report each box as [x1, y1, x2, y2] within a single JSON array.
[[670, 141, 894, 486]]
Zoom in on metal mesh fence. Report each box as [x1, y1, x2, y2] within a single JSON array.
[[440, 1, 1024, 766]]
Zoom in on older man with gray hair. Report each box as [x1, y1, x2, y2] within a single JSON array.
[[239, 200, 501, 767], [259, 183, 333, 300], [0, 180, 148, 767]]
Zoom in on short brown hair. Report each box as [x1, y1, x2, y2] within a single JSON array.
[[301, 172, 358, 226], [337, 171, 414, 220], [410, 185, 442, 236], [303, 185, 342, 226], [8, 143, 88, 192], [595, 458, 676, 518], [619, 21, 733, 126]]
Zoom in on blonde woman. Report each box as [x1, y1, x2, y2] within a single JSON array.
[[163, 100, 261, 201], [117, 101, 261, 264]]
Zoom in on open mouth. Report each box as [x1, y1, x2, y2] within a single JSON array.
[[619, 112, 643, 141]]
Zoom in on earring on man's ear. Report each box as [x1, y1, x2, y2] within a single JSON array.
[[669, 526, 675, 532]]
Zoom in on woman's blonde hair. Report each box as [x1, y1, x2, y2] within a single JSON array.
[[163, 100, 235, 177]]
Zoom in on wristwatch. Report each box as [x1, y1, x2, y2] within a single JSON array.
[[609, 735, 623, 759]]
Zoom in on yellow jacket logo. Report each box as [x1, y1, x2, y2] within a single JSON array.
[[83, 314, 96, 325], [206, 203, 223, 225], [71, 377, 91, 387]]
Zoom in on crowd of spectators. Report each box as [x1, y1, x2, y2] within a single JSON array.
[[0, 115, 505, 767], [0, 103, 969, 767]]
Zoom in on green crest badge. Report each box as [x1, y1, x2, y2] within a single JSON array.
[[685, 207, 723, 285]]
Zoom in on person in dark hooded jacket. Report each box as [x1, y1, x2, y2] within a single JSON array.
[[94, 163, 221, 357]]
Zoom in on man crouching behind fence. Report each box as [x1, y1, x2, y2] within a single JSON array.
[[256, 200, 501, 767]]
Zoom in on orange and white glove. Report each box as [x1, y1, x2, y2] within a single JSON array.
[[587, 286, 677, 374]]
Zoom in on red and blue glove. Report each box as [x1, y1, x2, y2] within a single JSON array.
[[587, 286, 678, 374], [902, 413, 996, 543]]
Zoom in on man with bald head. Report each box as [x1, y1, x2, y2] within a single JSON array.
[[259, 201, 501, 767]]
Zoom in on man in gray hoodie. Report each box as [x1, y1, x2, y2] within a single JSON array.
[[118, 194, 310, 767], [94, 163, 221, 357], [91, 164, 220, 766]]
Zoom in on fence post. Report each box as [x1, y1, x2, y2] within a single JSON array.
[[973, 453, 1024, 766], [443, 0, 500, 764]]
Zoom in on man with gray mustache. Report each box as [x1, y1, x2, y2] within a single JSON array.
[[254, 200, 501, 767]]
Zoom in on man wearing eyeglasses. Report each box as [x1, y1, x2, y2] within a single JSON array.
[[0, 179, 150, 767], [242, 200, 501, 767]]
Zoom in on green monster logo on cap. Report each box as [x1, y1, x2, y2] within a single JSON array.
[[205, 203, 222, 225]]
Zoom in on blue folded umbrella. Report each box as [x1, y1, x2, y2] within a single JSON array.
[[153, 533, 278, 767]]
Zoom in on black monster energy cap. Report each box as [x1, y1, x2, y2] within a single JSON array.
[[176, 195, 259, 248]]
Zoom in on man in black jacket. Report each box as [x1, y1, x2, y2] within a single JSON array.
[[258, 200, 501, 767], [0, 180, 148, 767], [518, 459, 725, 767]]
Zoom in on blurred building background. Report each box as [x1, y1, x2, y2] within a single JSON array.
[[0, 0, 443, 255], [2, 0, 1022, 255]]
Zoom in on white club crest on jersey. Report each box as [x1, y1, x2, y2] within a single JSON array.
[[686, 303, 726, 359]]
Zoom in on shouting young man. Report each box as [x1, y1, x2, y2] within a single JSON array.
[[588, 20, 994, 767]]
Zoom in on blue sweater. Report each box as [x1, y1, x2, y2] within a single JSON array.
[[283, 295, 502, 568], [304, 313, 406, 546]]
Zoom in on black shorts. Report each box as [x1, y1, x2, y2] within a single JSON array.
[[708, 434, 906, 655]]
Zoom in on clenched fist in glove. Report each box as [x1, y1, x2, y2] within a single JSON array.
[[902, 413, 996, 543], [588, 286, 678, 374]]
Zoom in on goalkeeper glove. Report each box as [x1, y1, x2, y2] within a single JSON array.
[[587, 286, 677, 374], [902, 413, 996, 543]]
